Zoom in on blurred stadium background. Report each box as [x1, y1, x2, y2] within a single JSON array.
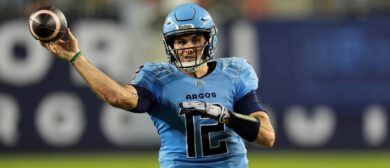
[[1, 0, 390, 167]]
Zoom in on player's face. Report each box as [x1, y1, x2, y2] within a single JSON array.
[[172, 33, 206, 63]]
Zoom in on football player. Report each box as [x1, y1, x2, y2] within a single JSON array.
[[42, 3, 275, 168]]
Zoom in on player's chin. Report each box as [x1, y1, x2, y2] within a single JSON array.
[[179, 57, 195, 63], [181, 59, 196, 64]]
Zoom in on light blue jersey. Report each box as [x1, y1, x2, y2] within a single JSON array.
[[131, 57, 258, 168]]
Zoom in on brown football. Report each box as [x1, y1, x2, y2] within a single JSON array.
[[29, 6, 67, 43]]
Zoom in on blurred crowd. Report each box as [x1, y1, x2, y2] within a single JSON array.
[[1, 0, 389, 36], [3, 0, 390, 67], [2, 0, 390, 21], [0, 0, 386, 64]]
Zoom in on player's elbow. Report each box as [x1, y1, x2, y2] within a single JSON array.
[[255, 132, 275, 148], [264, 133, 276, 148], [104, 91, 134, 110], [104, 91, 121, 106]]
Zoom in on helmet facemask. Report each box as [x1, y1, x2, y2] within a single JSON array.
[[172, 44, 207, 73]]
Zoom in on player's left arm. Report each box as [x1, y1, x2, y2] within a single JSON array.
[[235, 59, 274, 147]]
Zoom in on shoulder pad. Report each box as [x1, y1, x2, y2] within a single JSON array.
[[142, 62, 176, 80], [218, 57, 258, 100], [219, 57, 247, 77]]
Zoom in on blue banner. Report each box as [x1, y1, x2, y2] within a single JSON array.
[[256, 18, 390, 149]]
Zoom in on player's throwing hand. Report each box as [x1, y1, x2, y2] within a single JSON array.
[[41, 28, 80, 62]]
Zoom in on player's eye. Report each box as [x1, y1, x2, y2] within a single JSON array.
[[192, 36, 202, 45], [176, 40, 185, 45]]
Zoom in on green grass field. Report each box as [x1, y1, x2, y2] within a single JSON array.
[[1, 151, 389, 168]]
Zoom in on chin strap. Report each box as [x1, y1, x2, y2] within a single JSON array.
[[181, 65, 199, 73], [177, 60, 208, 73]]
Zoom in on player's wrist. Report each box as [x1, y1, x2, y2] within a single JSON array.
[[69, 51, 82, 63]]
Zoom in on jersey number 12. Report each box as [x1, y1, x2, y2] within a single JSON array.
[[183, 114, 228, 158]]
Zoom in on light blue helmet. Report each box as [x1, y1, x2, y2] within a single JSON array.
[[162, 3, 217, 72]]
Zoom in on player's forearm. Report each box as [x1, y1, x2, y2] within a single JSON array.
[[71, 54, 138, 109], [250, 112, 275, 148]]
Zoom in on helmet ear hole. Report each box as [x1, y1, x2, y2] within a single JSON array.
[[166, 36, 174, 48], [202, 32, 210, 42]]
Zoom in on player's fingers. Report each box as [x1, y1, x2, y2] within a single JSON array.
[[181, 102, 195, 108], [39, 41, 45, 47], [55, 39, 65, 44], [49, 42, 63, 54], [40, 41, 50, 50], [47, 43, 56, 53], [55, 39, 66, 48], [66, 28, 80, 52], [181, 101, 206, 110], [66, 28, 77, 41], [57, 41, 66, 49]]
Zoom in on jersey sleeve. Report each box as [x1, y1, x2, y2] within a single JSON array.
[[233, 90, 266, 115], [129, 64, 157, 112], [130, 64, 156, 92], [235, 60, 259, 101]]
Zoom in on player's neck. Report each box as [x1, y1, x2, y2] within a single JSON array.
[[183, 63, 209, 78]]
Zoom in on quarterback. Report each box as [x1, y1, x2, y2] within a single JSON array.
[[42, 3, 275, 168]]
